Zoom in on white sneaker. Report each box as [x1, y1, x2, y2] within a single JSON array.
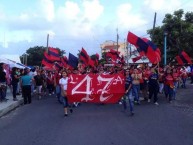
[[154, 102, 159, 105], [148, 99, 151, 103]]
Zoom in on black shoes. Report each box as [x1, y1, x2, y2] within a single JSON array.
[[64, 114, 68, 117], [70, 109, 73, 113]]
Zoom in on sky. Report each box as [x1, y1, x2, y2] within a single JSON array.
[[0, 0, 193, 57]]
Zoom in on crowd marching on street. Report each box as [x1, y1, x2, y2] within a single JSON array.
[[0, 62, 193, 117]]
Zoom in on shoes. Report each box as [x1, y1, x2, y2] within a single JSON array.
[[13, 98, 18, 101], [148, 99, 151, 103], [64, 114, 68, 117], [49, 94, 51, 96], [16, 93, 21, 95], [154, 102, 159, 105]]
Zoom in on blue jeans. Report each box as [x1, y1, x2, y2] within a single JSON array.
[[122, 90, 134, 113], [55, 85, 62, 103], [173, 82, 178, 99], [181, 78, 187, 88], [12, 83, 18, 99], [164, 85, 173, 101], [132, 84, 140, 102]]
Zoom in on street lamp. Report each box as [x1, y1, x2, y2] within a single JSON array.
[[164, 31, 168, 66]]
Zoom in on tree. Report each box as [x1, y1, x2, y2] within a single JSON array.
[[147, 9, 193, 64], [20, 46, 65, 66]]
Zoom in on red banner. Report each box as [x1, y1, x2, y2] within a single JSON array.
[[67, 73, 125, 104]]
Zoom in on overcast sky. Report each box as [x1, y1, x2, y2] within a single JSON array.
[[0, 0, 193, 56]]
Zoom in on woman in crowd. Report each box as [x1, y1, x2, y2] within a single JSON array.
[[20, 68, 33, 104], [47, 71, 55, 95], [172, 68, 180, 100], [180, 67, 188, 88], [131, 68, 142, 104], [59, 70, 72, 117], [11, 67, 20, 101], [164, 68, 174, 103], [123, 69, 134, 116], [34, 70, 44, 99]]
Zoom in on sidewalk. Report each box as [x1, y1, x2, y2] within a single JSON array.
[[0, 89, 23, 118]]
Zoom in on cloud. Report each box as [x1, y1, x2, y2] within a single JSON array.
[[39, 0, 55, 22], [144, 0, 181, 12], [82, 0, 104, 21], [116, 3, 148, 32]]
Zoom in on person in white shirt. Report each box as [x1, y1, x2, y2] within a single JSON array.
[[59, 70, 72, 117]]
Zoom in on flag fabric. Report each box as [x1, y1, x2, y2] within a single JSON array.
[[176, 55, 184, 65], [41, 52, 54, 68], [132, 56, 143, 62], [61, 56, 68, 67], [127, 31, 160, 64], [79, 48, 90, 65], [48, 47, 60, 61], [181, 51, 192, 64], [67, 73, 125, 103], [68, 53, 78, 69]]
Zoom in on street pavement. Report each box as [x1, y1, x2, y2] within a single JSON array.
[[0, 83, 193, 145]]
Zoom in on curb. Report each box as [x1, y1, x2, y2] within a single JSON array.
[[0, 99, 24, 118]]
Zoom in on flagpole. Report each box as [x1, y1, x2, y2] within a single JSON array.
[[116, 28, 119, 52], [47, 34, 49, 53]]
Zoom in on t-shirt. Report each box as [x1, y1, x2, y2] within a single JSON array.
[[34, 75, 43, 86], [148, 73, 159, 87], [125, 75, 132, 90], [21, 75, 32, 86], [59, 77, 68, 91], [11, 72, 20, 84], [0, 71, 6, 82]]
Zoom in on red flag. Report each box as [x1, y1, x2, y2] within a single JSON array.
[[181, 51, 192, 64], [176, 56, 184, 65]]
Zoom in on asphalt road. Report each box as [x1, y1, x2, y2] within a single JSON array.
[[0, 83, 193, 145]]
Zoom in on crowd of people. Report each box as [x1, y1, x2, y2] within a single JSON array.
[[0, 62, 193, 117]]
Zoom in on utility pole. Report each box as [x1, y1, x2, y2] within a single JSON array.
[[116, 28, 119, 52], [47, 34, 49, 52], [152, 12, 157, 40]]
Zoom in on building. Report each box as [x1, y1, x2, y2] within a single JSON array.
[[100, 40, 150, 64]]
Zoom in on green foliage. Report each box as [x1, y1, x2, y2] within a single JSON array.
[[147, 9, 193, 64], [20, 46, 65, 66]]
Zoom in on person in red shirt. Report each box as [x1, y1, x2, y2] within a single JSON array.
[[47, 71, 55, 95], [164, 68, 174, 103], [143, 66, 151, 100], [180, 67, 188, 88], [158, 68, 164, 94], [54, 70, 62, 103], [172, 67, 180, 100]]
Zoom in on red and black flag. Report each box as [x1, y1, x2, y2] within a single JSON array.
[[127, 31, 159, 64], [61, 56, 68, 67], [179, 51, 192, 64], [176, 55, 184, 65], [79, 48, 89, 65], [48, 47, 60, 61], [41, 52, 54, 68]]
